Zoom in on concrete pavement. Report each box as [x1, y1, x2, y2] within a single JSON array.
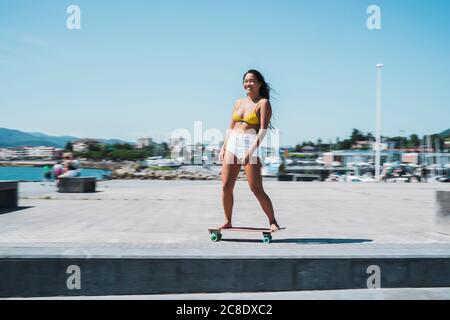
[[0, 180, 449, 297]]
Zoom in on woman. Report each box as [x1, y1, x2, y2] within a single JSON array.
[[60, 153, 81, 177], [218, 70, 280, 232]]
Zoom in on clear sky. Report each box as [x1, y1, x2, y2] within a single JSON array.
[[1, 0, 449, 146]]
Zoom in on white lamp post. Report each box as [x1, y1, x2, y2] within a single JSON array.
[[375, 64, 384, 182]]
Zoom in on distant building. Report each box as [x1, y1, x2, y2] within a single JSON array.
[[0, 148, 22, 160], [73, 143, 87, 152], [54, 148, 64, 159], [169, 137, 187, 156], [136, 137, 153, 149], [72, 139, 100, 152], [12, 148, 27, 159], [187, 143, 204, 163], [444, 138, 450, 151], [351, 141, 396, 150], [301, 146, 318, 153], [402, 153, 419, 164], [0, 147, 63, 160], [203, 144, 221, 161], [323, 149, 450, 167], [24, 146, 56, 159], [323, 150, 401, 167], [401, 147, 433, 152], [352, 141, 373, 149]]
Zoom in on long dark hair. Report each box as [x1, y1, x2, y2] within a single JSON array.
[[243, 69, 275, 130]]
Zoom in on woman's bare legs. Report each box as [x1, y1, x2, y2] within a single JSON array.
[[218, 150, 242, 229], [244, 157, 280, 232]]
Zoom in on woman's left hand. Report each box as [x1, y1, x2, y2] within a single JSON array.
[[240, 152, 251, 165]]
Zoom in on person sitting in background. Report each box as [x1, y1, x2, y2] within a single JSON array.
[[43, 165, 52, 182], [420, 165, 427, 182], [53, 162, 64, 178], [59, 153, 81, 177]]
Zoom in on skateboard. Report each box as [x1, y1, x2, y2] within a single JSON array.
[[208, 226, 286, 244]]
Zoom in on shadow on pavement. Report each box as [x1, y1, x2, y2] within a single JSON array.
[[56, 191, 104, 194], [220, 238, 373, 244], [0, 206, 34, 215]]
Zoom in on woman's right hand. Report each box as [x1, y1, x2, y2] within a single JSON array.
[[219, 147, 226, 162]]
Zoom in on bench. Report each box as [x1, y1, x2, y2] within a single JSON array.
[[0, 181, 18, 208], [293, 174, 322, 182], [278, 174, 294, 181], [436, 191, 450, 216], [57, 177, 96, 193], [278, 174, 321, 182]]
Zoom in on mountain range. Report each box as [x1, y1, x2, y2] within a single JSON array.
[[439, 128, 450, 138], [0, 128, 130, 148]]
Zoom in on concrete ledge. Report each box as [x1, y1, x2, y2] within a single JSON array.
[[277, 174, 321, 182], [0, 181, 18, 208], [57, 177, 96, 193], [1, 247, 450, 297], [10, 287, 450, 300], [437, 191, 450, 216], [278, 174, 294, 181]]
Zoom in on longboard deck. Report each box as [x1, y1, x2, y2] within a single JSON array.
[[208, 227, 286, 233], [208, 226, 286, 243]]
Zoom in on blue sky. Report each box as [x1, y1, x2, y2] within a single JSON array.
[[1, 0, 449, 146]]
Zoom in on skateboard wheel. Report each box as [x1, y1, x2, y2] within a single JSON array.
[[263, 236, 272, 244], [210, 233, 221, 242]]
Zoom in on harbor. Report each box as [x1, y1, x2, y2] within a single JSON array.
[[2, 147, 450, 183]]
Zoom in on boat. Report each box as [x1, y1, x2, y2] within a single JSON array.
[[261, 156, 282, 177], [343, 173, 376, 183], [144, 156, 182, 168]]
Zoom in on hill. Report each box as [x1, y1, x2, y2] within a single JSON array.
[[0, 128, 130, 148]]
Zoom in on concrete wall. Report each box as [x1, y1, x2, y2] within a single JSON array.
[[1, 257, 450, 298]]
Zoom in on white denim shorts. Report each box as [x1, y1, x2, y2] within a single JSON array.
[[225, 131, 261, 164]]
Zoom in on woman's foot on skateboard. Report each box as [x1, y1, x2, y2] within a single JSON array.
[[270, 221, 280, 232], [216, 222, 232, 230]]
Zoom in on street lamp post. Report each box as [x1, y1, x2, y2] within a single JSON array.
[[375, 64, 384, 182]]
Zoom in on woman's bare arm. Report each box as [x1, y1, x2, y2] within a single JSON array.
[[221, 99, 240, 151]]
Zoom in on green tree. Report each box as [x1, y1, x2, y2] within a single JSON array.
[[109, 149, 147, 161], [338, 139, 353, 150], [85, 151, 104, 160], [88, 143, 102, 152], [317, 138, 322, 150], [409, 134, 420, 148], [112, 143, 133, 150], [366, 132, 375, 142], [390, 136, 408, 149], [142, 145, 156, 157], [350, 129, 365, 143], [65, 141, 73, 151]]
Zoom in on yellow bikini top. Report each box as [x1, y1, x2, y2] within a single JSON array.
[[232, 99, 260, 125]]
